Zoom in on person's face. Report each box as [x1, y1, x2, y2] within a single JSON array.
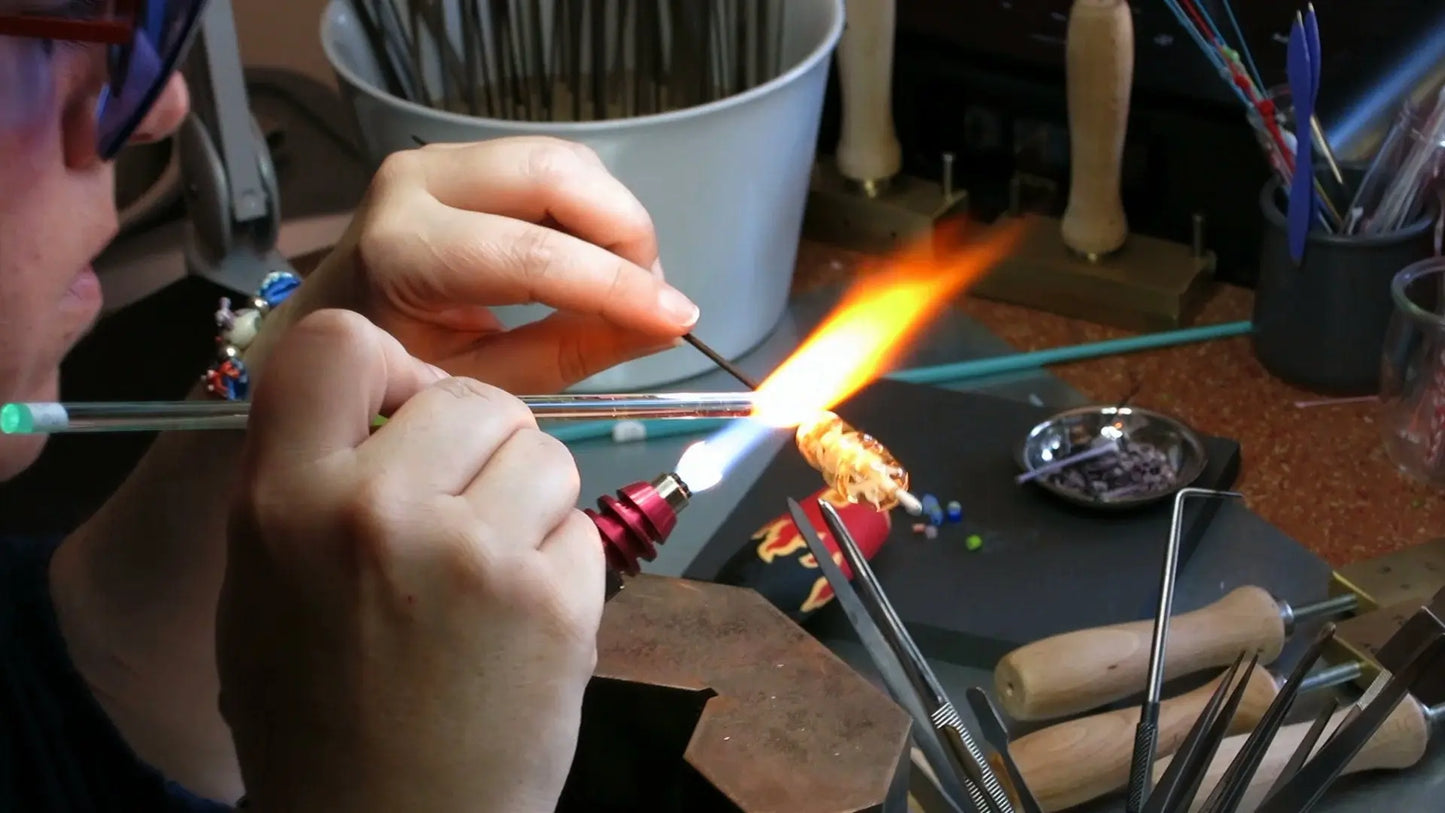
[[0, 15, 190, 480]]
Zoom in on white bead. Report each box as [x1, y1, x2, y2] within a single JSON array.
[[223, 309, 262, 350], [611, 420, 648, 443]]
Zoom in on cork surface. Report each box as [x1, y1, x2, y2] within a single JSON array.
[[792, 240, 1443, 567]]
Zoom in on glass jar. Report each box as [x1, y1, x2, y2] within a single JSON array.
[[1380, 257, 1445, 485]]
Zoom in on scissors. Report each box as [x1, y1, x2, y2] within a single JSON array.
[[1286, 8, 1322, 263]]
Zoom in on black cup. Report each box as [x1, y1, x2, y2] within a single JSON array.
[[1253, 172, 1438, 395]]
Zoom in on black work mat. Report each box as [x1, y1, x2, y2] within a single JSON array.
[[682, 379, 1241, 667]]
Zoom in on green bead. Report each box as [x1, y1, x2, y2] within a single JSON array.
[[965, 534, 983, 551]]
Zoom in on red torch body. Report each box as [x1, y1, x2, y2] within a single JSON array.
[[586, 473, 691, 599]]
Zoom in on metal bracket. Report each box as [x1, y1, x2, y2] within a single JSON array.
[[178, 0, 290, 294]]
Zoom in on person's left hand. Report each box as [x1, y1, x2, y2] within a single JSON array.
[[255, 136, 699, 393]]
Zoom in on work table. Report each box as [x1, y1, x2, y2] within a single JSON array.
[[792, 240, 1443, 568], [65, 215, 1435, 813], [120, 66, 1436, 569], [42, 67, 1438, 813]]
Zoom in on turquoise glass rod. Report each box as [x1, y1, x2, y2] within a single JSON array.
[[547, 320, 1254, 445]]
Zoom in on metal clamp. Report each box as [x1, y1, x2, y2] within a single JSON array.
[[179, 0, 289, 295]]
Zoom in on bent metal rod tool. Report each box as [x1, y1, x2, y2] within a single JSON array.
[[1126, 487, 1243, 813]]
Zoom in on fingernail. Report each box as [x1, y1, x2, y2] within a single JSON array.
[[427, 363, 449, 380], [649, 258, 666, 279], [657, 286, 699, 327]]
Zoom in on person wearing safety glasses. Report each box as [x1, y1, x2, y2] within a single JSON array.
[[0, 2, 700, 811]]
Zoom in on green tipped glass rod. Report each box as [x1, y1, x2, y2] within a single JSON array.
[[0, 392, 758, 436]]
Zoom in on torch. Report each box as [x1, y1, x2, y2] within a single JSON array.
[[588, 414, 919, 599], [585, 430, 733, 599], [589, 471, 693, 600]]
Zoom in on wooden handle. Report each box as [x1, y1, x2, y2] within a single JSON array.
[[1060, 0, 1132, 256], [1152, 698, 1431, 813], [1013, 664, 1279, 812], [995, 586, 1286, 721], [834, 0, 902, 188]]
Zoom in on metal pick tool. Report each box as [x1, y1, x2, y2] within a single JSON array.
[[1126, 487, 1244, 813], [784, 499, 998, 813], [1196, 623, 1337, 813], [816, 499, 1017, 813]]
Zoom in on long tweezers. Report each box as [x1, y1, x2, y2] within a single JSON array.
[[1141, 652, 1248, 813], [1198, 623, 1336, 812], [965, 687, 1044, 813], [1261, 697, 1341, 804], [1258, 631, 1445, 812], [784, 499, 988, 813], [815, 500, 1017, 813], [1146, 651, 1260, 813]]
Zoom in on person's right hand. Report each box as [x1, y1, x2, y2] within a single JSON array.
[[216, 309, 603, 813]]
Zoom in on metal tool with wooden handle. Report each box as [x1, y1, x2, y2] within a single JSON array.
[[1011, 663, 1279, 812], [995, 586, 1358, 721], [1060, 0, 1132, 258], [1151, 698, 1443, 813], [833, 0, 902, 195], [1010, 662, 1360, 812]]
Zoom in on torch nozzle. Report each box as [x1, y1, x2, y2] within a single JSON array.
[[586, 473, 691, 598]]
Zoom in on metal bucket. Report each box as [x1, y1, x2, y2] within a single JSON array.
[[319, 0, 844, 391]]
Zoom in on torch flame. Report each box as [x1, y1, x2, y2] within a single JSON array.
[[749, 220, 1023, 427], [673, 220, 1023, 494]]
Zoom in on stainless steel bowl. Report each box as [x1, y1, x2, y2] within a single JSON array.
[[1017, 405, 1209, 510]]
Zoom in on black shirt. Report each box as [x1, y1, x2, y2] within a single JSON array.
[[0, 534, 232, 812]]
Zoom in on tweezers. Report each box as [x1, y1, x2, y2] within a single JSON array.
[[786, 498, 1014, 813], [1257, 629, 1445, 812]]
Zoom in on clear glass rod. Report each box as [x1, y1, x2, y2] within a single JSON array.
[[1, 393, 757, 435]]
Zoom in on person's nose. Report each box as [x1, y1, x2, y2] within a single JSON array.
[[129, 74, 190, 144]]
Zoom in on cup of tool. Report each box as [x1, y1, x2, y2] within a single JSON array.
[[320, 0, 845, 392], [1253, 165, 1440, 396]]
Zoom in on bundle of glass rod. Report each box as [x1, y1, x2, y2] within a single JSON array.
[[1159, 0, 1348, 233], [1343, 84, 1445, 236], [344, 0, 788, 121]]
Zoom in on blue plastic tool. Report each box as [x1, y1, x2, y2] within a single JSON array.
[[1305, 7, 1322, 113], [1286, 12, 1318, 263]]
